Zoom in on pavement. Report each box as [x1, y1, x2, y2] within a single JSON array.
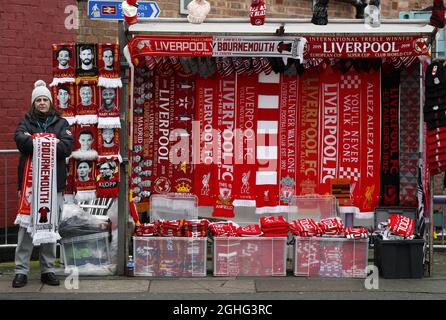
[[0, 251, 446, 301]]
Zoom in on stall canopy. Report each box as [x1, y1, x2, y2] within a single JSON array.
[[123, 18, 435, 220]]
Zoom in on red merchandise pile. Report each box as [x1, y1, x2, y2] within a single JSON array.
[[388, 214, 415, 238], [289, 218, 322, 237], [208, 221, 239, 237], [155, 220, 184, 237], [344, 227, 369, 239], [318, 217, 345, 237], [259, 216, 289, 237], [135, 223, 156, 237], [183, 219, 209, 237], [236, 224, 263, 237]]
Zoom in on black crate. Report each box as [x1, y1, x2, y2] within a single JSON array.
[[374, 237, 424, 279]]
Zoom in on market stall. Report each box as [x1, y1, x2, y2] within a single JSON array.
[[119, 18, 436, 276]]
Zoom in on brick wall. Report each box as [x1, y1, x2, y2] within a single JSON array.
[[0, 0, 78, 228]]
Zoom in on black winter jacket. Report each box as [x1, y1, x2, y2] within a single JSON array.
[[15, 113, 73, 192]]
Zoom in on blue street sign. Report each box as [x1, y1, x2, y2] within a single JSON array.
[[88, 0, 161, 20]]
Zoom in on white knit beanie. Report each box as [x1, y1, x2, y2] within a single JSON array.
[[31, 80, 53, 104]]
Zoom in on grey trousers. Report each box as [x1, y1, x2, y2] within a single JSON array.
[[14, 192, 63, 275]]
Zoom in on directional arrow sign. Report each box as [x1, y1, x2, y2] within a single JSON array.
[[88, 0, 161, 20]]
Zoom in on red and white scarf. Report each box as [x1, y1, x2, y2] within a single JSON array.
[[49, 43, 76, 86], [71, 124, 98, 160], [29, 133, 61, 245], [75, 82, 98, 125], [98, 87, 121, 128], [98, 43, 123, 88], [51, 83, 76, 125], [15, 156, 33, 228], [64, 158, 76, 203], [98, 127, 120, 156], [74, 159, 97, 202], [96, 156, 120, 198]]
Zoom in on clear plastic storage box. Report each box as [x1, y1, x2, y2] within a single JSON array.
[[149, 193, 198, 221], [133, 236, 207, 277], [289, 194, 338, 222], [293, 237, 368, 278], [213, 237, 288, 276], [61, 232, 111, 268]]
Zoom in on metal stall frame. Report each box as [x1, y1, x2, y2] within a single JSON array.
[[118, 18, 436, 275]]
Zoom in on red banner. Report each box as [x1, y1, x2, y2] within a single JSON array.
[[128, 36, 213, 61], [304, 36, 429, 59]]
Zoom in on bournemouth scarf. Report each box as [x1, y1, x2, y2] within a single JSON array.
[[76, 82, 98, 125], [380, 69, 400, 206], [15, 156, 33, 228], [98, 128, 120, 156], [72, 124, 98, 160], [75, 43, 98, 84], [29, 133, 61, 245], [49, 43, 75, 86], [98, 87, 121, 128], [98, 43, 122, 88], [96, 156, 120, 198], [51, 83, 76, 125], [74, 159, 97, 202]]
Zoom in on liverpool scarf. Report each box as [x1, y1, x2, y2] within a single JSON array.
[[29, 133, 61, 245], [72, 124, 99, 160], [75, 43, 98, 84], [76, 82, 98, 125], [98, 86, 121, 128], [98, 43, 123, 88], [64, 158, 75, 203], [15, 156, 33, 228], [98, 127, 120, 156], [96, 156, 120, 198], [51, 83, 76, 125], [49, 43, 76, 86], [74, 159, 97, 202], [380, 69, 400, 206]]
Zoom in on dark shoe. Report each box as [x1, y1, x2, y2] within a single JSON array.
[[41, 272, 60, 286], [12, 274, 28, 288]]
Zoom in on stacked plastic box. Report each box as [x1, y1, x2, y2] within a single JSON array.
[[61, 232, 111, 268], [290, 195, 369, 278], [133, 194, 207, 277], [213, 237, 287, 276]]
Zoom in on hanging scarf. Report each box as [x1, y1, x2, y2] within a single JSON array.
[[15, 156, 33, 228], [75, 43, 98, 84], [29, 133, 61, 245], [71, 124, 99, 160], [76, 82, 98, 125], [98, 87, 121, 128], [51, 83, 76, 125], [96, 156, 120, 198], [64, 158, 75, 203], [98, 128, 120, 156], [74, 159, 97, 202], [49, 43, 76, 86], [98, 43, 122, 88]]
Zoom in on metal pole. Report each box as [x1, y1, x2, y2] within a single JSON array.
[[118, 20, 130, 276], [4, 157, 7, 245]]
